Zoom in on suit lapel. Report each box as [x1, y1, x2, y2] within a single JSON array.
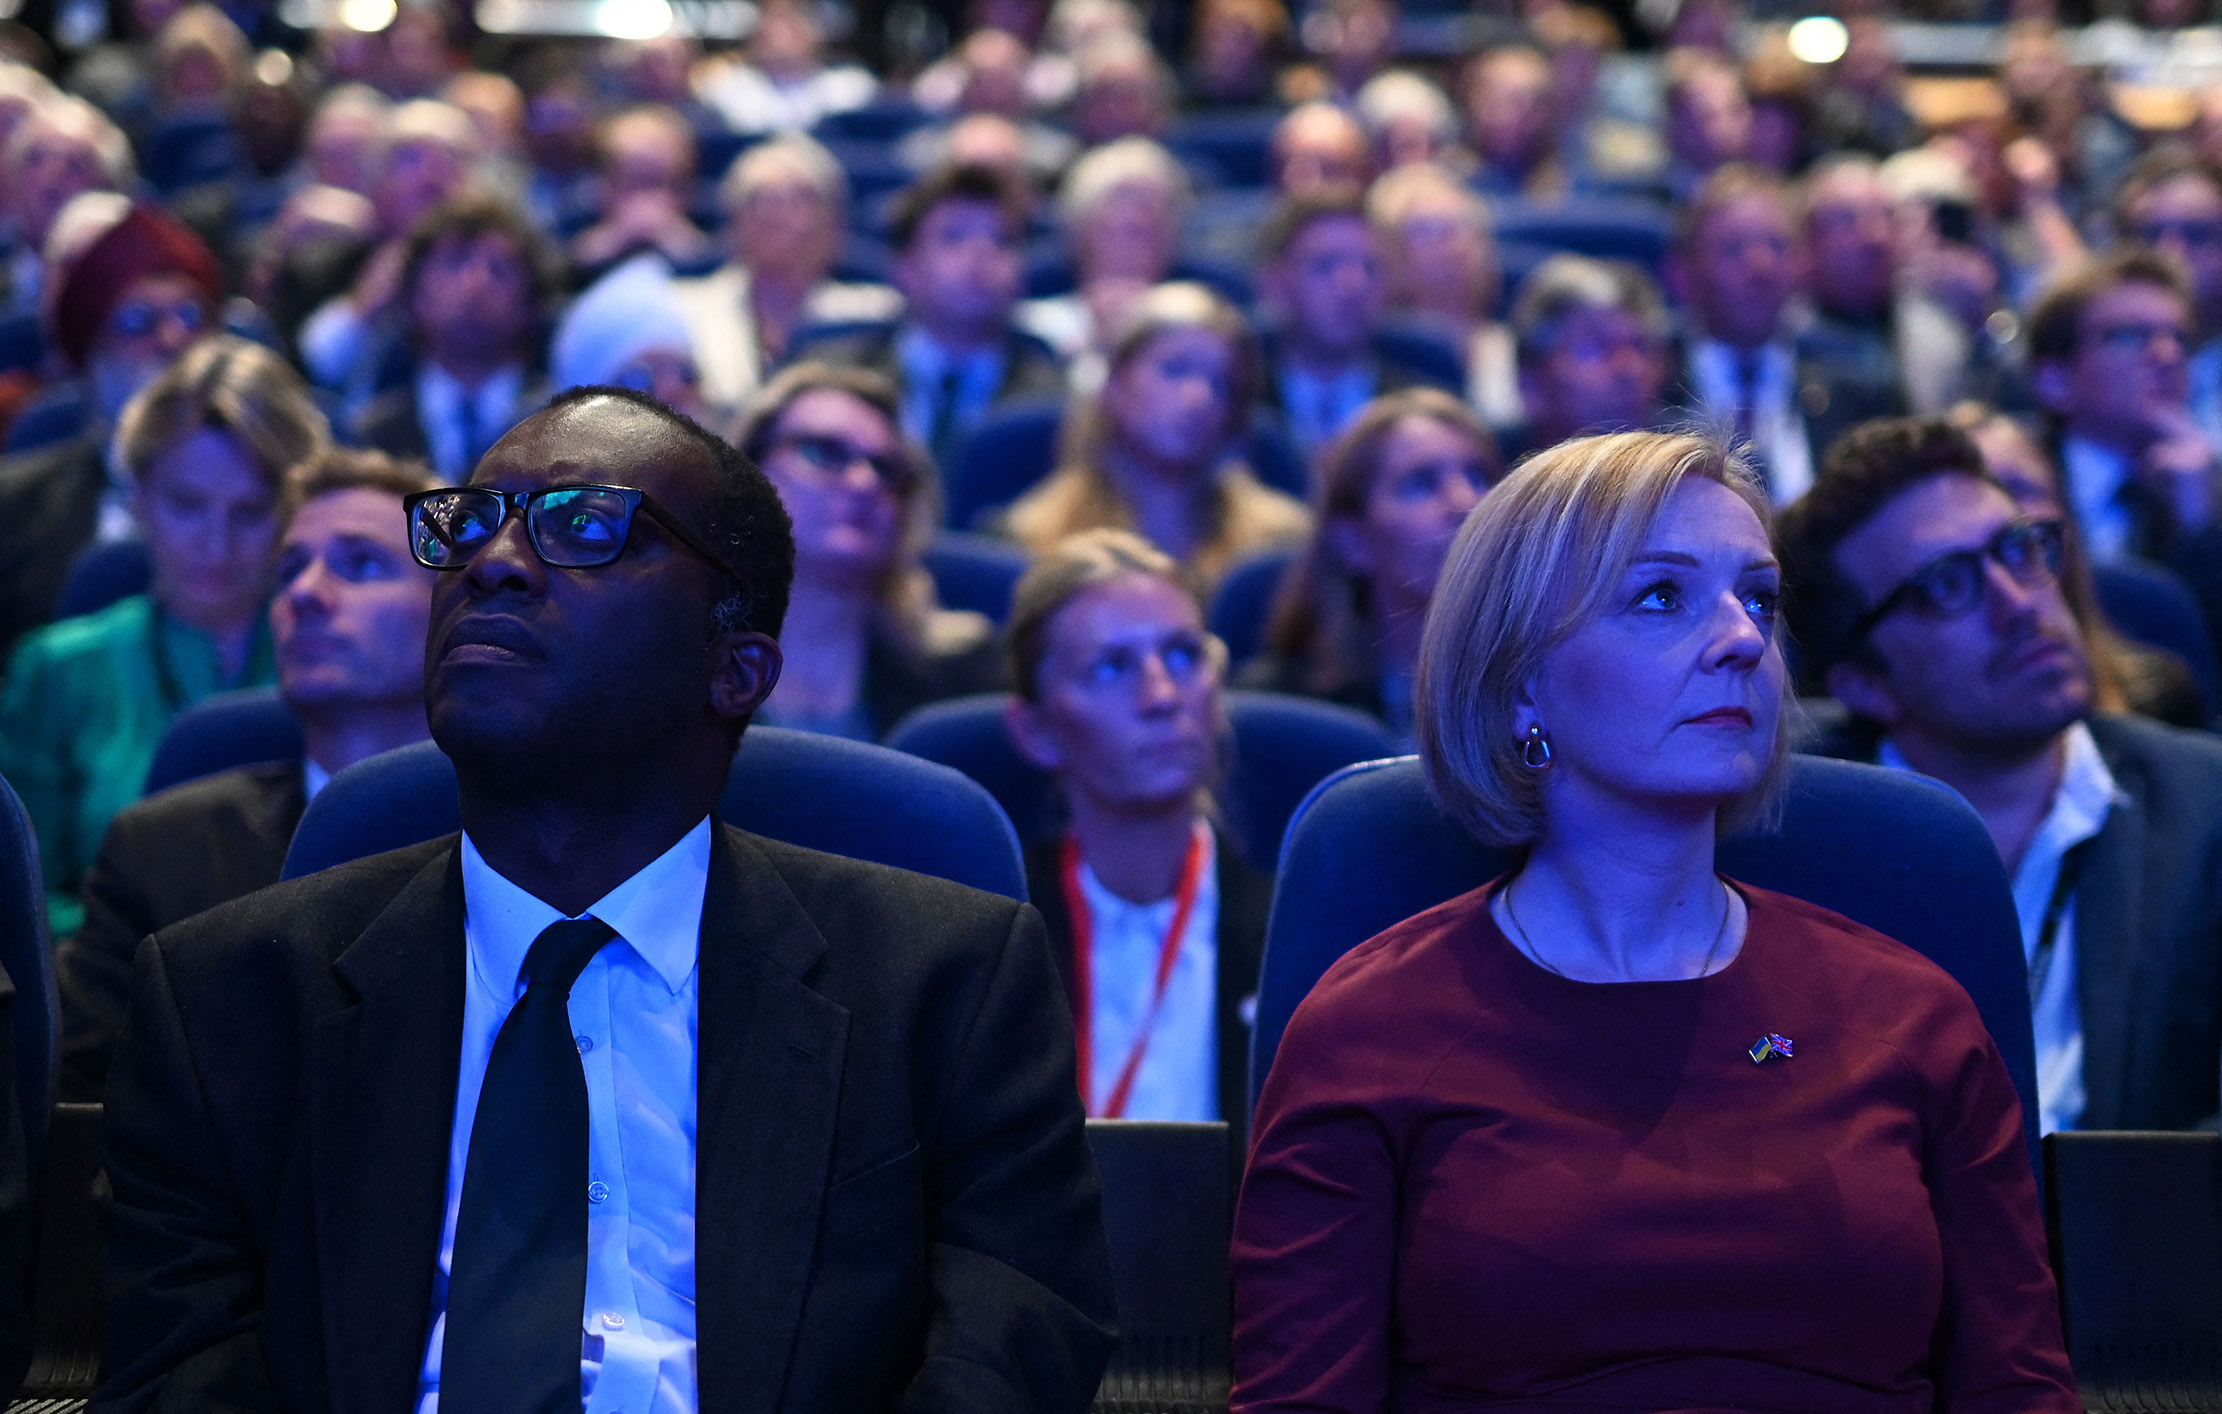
[[309, 845, 467, 1414], [2074, 759, 2145, 1131], [697, 827, 850, 1414]]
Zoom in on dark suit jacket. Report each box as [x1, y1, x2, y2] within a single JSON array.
[[352, 374, 546, 472], [1662, 331, 1905, 481], [801, 322, 1067, 449], [1809, 711, 2222, 1130], [1256, 331, 1462, 435], [57, 761, 306, 1102], [1025, 827, 1270, 1138], [0, 434, 103, 668], [96, 825, 1116, 1413]]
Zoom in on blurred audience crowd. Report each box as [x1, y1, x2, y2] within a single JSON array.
[[0, 0, 2217, 1147]]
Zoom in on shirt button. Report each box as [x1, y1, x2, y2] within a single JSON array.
[[601, 1312, 625, 1330], [587, 1180, 609, 1203], [575, 1035, 593, 1054]]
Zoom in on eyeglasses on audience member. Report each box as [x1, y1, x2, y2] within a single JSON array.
[[405, 484, 741, 580], [769, 431, 914, 492], [1852, 518, 2065, 639]]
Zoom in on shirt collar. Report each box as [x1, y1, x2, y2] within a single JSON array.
[[459, 816, 711, 997], [895, 324, 998, 384], [2060, 435, 2133, 516], [1878, 720, 2120, 857], [418, 362, 526, 420], [303, 758, 331, 801]]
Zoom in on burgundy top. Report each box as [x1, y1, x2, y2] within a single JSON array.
[[1231, 879, 2078, 1414]]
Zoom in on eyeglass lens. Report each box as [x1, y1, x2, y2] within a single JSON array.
[[1905, 521, 2063, 616], [781, 433, 905, 487], [411, 487, 640, 569]]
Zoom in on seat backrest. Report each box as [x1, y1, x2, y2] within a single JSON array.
[[142, 686, 303, 797], [0, 776, 54, 1193], [3, 385, 86, 455], [2043, 1130, 2222, 1410], [922, 531, 1031, 624], [1208, 550, 1297, 667], [883, 690, 1398, 869], [54, 539, 151, 623], [941, 397, 1066, 530], [1085, 1119, 1231, 1413], [2093, 557, 2221, 713], [282, 729, 1028, 899], [1254, 754, 2041, 1169]]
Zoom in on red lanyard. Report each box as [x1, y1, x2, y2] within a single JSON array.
[[1061, 826, 1208, 1119]]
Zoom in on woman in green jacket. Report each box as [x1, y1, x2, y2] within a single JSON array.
[[0, 336, 328, 937]]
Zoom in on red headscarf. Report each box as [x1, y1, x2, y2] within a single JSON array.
[[49, 203, 222, 370]]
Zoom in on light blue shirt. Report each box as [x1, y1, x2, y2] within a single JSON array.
[[894, 324, 1005, 451], [417, 819, 709, 1414], [1276, 362, 1376, 459], [1881, 724, 2120, 1134], [2059, 435, 2138, 564], [1078, 824, 1220, 1122], [1687, 337, 1814, 505]]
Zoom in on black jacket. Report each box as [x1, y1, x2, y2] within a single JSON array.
[[57, 760, 306, 1102], [1026, 827, 1271, 1139], [1808, 711, 2222, 1130], [0, 434, 103, 668], [95, 824, 1116, 1412]]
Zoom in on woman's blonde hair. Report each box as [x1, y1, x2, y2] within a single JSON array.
[[1007, 283, 1301, 586], [116, 334, 330, 492], [1415, 428, 1792, 847], [1266, 388, 1498, 695], [1007, 527, 1221, 700], [730, 361, 949, 651]]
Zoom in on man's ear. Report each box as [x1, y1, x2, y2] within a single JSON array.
[[1004, 696, 1066, 773], [709, 629, 782, 724], [1823, 657, 1903, 731]]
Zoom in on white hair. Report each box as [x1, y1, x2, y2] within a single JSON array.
[[1355, 69, 1457, 146], [720, 131, 848, 216], [4, 95, 133, 188], [1057, 135, 1191, 228]]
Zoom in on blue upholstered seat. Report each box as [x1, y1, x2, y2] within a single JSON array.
[[141, 686, 303, 797]]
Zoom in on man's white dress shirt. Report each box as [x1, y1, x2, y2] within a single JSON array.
[[417, 818, 709, 1414], [1882, 723, 2122, 1134], [1687, 338, 1814, 505]]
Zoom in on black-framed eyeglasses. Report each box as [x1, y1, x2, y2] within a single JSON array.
[[770, 431, 912, 491], [1852, 518, 2066, 639], [403, 484, 740, 578]]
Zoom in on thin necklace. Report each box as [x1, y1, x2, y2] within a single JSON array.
[[1502, 876, 1733, 981]]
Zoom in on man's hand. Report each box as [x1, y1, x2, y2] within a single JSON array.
[[2142, 405, 2222, 533]]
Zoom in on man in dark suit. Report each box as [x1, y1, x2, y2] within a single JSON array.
[[353, 193, 558, 479], [1663, 165, 1903, 502], [96, 388, 1116, 1411], [1779, 416, 2222, 1133], [803, 164, 1066, 465], [1258, 187, 1459, 464], [1499, 253, 1671, 465], [0, 201, 220, 667], [57, 450, 440, 1101]]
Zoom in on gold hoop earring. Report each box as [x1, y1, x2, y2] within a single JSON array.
[[1521, 723, 1552, 770]]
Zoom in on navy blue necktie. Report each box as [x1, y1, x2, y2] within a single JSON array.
[[441, 916, 617, 1413]]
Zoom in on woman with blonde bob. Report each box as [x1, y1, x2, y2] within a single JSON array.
[[1003, 281, 1309, 591], [1230, 430, 2077, 1412]]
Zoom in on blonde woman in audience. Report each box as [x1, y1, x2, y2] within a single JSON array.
[[0, 337, 327, 938], [1368, 163, 1523, 431], [731, 362, 1001, 738], [1244, 389, 1499, 741], [1234, 429, 2077, 1412], [1023, 137, 1191, 376], [1005, 282, 1310, 590], [1005, 529, 1269, 1131]]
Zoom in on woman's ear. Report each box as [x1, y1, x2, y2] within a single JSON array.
[[1005, 696, 1066, 773]]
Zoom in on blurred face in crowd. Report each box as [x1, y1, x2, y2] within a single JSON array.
[[729, 164, 840, 285], [305, 101, 384, 195], [751, 0, 823, 80], [1272, 105, 1370, 195], [1272, 213, 1382, 361], [1968, 416, 2066, 520], [89, 273, 211, 420], [446, 73, 526, 161], [138, 427, 281, 636], [1681, 189, 1802, 349], [602, 110, 693, 204], [1465, 48, 1555, 175], [2126, 172, 2222, 329], [955, 29, 1030, 118], [2036, 278, 2194, 448], [13, 119, 113, 249], [759, 387, 907, 592], [1524, 476, 1782, 823], [1381, 188, 1498, 323], [527, 76, 599, 175], [1667, 64, 1751, 173], [1010, 571, 1223, 818], [894, 196, 1023, 342], [1804, 165, 1898, 318], [1104, 325, 1239, 475], [1520, 306, 1667, 442], [616, 38, 695, 106], [1191, 0, 1275, 101], [377, 133, 468, 237], [611, 346, 707, 423], [1827, 473, 2092, 758], [1075, 178, 1178, 285], [272, 487, 435, 714], [410, 229, 536, 370], [1073, 50, 1169, 145], [1332, 414, 1490, 618]]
